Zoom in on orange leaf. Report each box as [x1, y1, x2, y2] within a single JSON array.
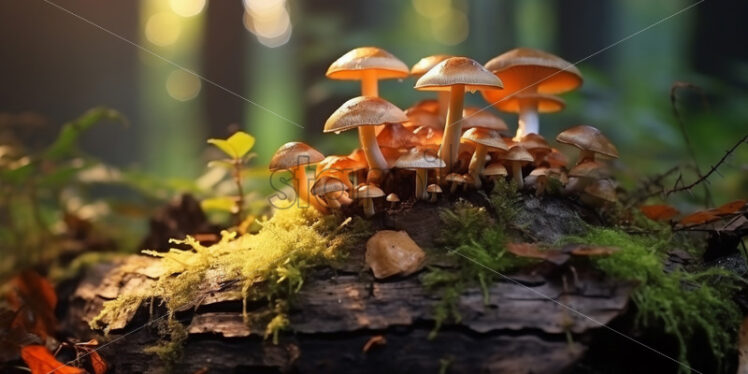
[[362, 335, 387, 353], [710, 200, 746, 216], [89, 351, 108, 374], [568, 245, 620, 257], [679, 210, 719, 226], [6, 271, 57, 338], [21, 345, 84, 374], [639, 204, 679, 221], [506, 243, 569, 265]]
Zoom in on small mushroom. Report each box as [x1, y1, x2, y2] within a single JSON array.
[[483, 48, 581, 140], [411, 54, 454, 118], [316, 155, 359, 189], [481, 162, 508, 186], [499, 145, 534, 188], [427, 183, 442, 202], [311, 176, 350, 209], [411, 125, 444, 146], [324, 96, 408, 183], [386, 193, 400, 209], [461, 128, 508, 188], [444, 173, 465, 193], [355, 184, 385, 217], [556, 125, 618, 165], [544, 148, 569, 169], [582, 179, 617, 205], [365, 230, 426, 279], [566, 160, 609, 193], [519, 133, 552, 164], [394, 147, 445, 200], [462, 106, 510, 134], [376, 122, 419, 149], [414, 57, 503, 174], [405, 99, 440, 115], [327, 47, 409, 98], [403, 107, 443, 130], [528, 167, 550, 196], [269, 142, 325, 212]]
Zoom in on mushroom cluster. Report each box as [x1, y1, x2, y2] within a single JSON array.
[[270, 47, 620, 217]]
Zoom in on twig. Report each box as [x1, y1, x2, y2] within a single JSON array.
[[665, 134, 747, 197]]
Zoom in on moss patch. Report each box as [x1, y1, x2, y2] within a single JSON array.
[[422, 182, 535, 338], [563, 227, 742, 370], [91, 206, 371, 364]]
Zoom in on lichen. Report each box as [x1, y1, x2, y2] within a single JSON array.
[[562, 227, 742, 370], [91, 206, 371, 363]]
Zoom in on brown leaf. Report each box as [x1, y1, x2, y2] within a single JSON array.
[[639, 204, 679, 221], [709, 199, 746, 216], [679, 211, 719, 226], [506, 243, 569, 265], [362, 335, 387, 353], [21, 345, 84, 374], [88, 351, 108, 374], [566, 244, 620, 257], [6, 271, 57, 338]]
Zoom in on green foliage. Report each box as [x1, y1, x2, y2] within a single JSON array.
[[423, 191, 532, 338], [207, 131, 255, 160], [92, 206, 371, 361], [563, 227, 743, 369]]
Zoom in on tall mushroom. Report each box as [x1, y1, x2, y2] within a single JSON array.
[[499, 145, 534, 188], [324, 96, 408, 183], [461, 128, 508, 188], [395, 147, 445, 200], [326, 47, 409, 98], [411, 54, 453, 118], [483, 48, 582, 140], [556, 125, 619, 165], [269, 142, 325, 212], [414, 57, 503, 174]]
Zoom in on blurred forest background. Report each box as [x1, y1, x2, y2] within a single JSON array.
[[0, 0, 746, 205]]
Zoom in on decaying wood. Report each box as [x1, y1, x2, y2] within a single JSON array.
[[61, 195, 635, 373]]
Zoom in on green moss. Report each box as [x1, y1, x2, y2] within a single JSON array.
[[562, 227, 742, 370], [423, 190, 534, 337], [91, 206, 370, 362], [143, 316, 188, 371]]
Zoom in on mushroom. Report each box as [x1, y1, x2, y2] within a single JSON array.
[[481, 162, 508, 185], [326, 47, 409, 98], [394, 147, 445, 200], [462, 106, 510, 134], [354, 183, 385, 217], [311, 176, 350, 208], [556, 125, 619, 165], [414, 57, 503, 174], [386, 193, 400, 209], [365, 230, 426, 279], [444, 173, 465, 193], [426, 183, 442, 202], [582, 179, 618, 206], [527, 167, 550, 197], [406, 99, 440, 115], [376, 122, 419, 149], [412, 125, 444, 146], [544, 148, 568, 169], [461, 128, 508, 188], [402, 107, 443, 130], [519, 133, 552, 164], [324, 96, 408, 183], [499, 145, 534, 188], [566, 160, 609, 193], [269, 142, 325, 212], [411, 54, 453, 118], [483, 48, 582, 140], [316, 155, 359, 189]]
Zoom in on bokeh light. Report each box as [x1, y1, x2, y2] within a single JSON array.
[[432, 8, 469, 45], [145, 12, 182, 46], [243, 0, 293, 48], [412, 0, 450, 19], [169, 0, 206, 18], [165, 69, 201, 101]]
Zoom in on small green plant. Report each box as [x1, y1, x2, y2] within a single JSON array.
[[203, 131, 256, 226]]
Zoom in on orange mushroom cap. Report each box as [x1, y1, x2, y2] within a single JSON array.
[[410, 54, 453, 77], [483, 92, 565, 114], [324, 96, 408, 133], [556, 125, 619, 159], [269, 142, 324, 171], [461, 128, 509, 151], [414, 57, 503, 92], [484, 48, 582, 95], [461, 107, 509, 132], [326, 47, 409, 81]]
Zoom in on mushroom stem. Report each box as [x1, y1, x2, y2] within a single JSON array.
[[338, 191, 353, 205], [511, 162, 524, 188], [430, 191, 438, 202], [438, 84, 466, 175], [536, 177, 547, 197], [358, 126, 388, 183], [467, 144, 488, 189], [578, 150, 595, 164], [415, 169, 428, 200], [294, 166, 327, 213], [363, 198, 375, 217], [450, 182, 458, 194], [515, 99, 539, 141], [361, 69, 379, 97], [437, 91, 450, 119]]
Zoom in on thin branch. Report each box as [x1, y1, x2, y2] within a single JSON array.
[[665, 134, 748, 197]]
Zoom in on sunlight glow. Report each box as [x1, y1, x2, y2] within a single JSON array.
[[145, 12, 182, 46], [169, 0, 206, 17], [166, 69, 202, 101]]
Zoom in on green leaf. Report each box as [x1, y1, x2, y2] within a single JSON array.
[[207, 131, 255, 159], [45, 107, 126, 160], [201, 196, 238, 213]]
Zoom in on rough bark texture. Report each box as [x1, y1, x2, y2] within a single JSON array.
[[61, 195, 635, 373]]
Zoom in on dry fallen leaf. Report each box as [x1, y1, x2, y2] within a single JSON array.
[[506, 243, 569, 265], [709, 199, 746, 216], [639, 204, 679, 221], [362, 335, 387, 353], [21, 345, 84, 374], [679, 210, 719, 226], [5, 271, 57, 338], [566, 244, 620, 257]]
